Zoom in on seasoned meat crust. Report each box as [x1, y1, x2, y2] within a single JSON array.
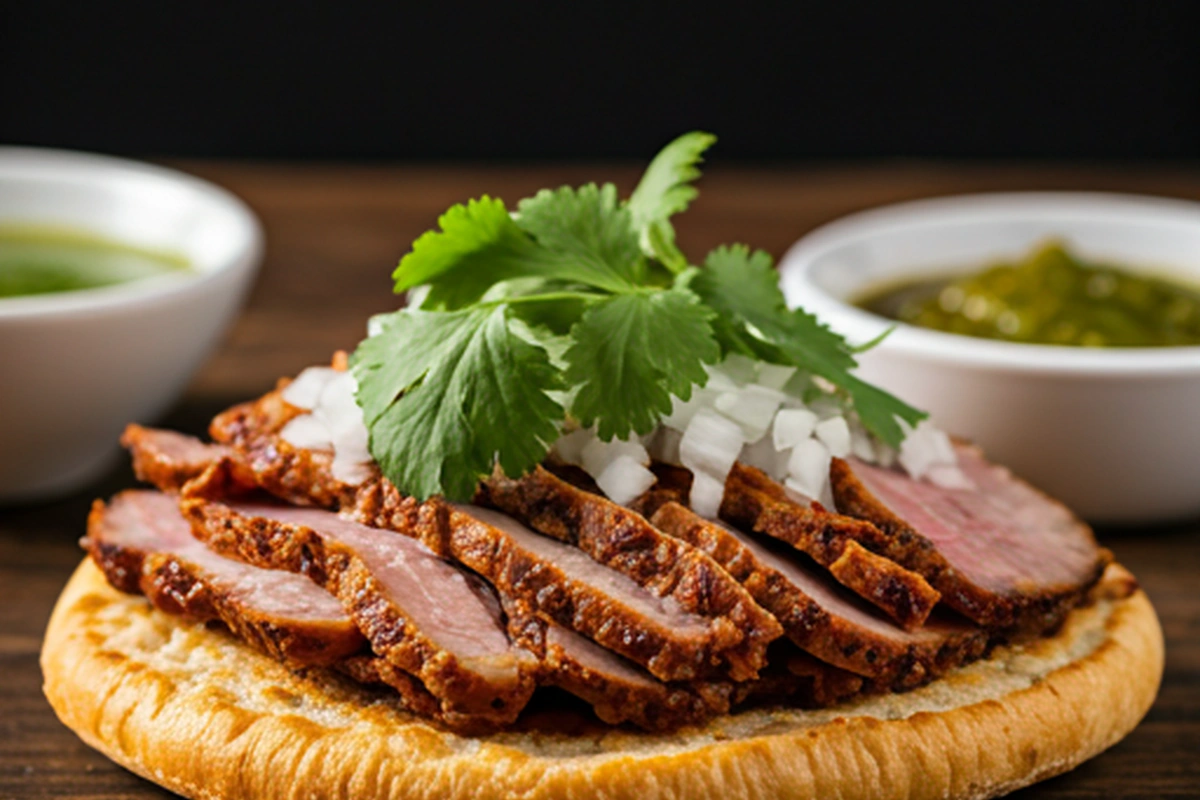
[[645, 461, 942, 630], [480, 467, 783, 681], [503, 605, 732, 731], [121, 426, 236, 493], [181, 465, 537, 728], [84, 491, 365, 667], [648, 502, 988, 687], [831, 454, 1111, 632]]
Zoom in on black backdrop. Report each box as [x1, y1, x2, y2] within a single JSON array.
[[3, 2, 1199, 161]]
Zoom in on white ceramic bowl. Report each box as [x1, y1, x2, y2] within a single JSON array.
[[0, 147, 261, 503], [779, 192, 1200, 524]]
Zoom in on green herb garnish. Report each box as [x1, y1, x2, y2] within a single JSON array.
[[352, 132, 925, 500]]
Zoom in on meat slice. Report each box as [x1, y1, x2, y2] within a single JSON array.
[[649, 461, 942, 631], [179, 477, 537, 726], [647, 501, 987, 685], [122, 425, 236, 492], [831, 447, 1110, 630], [83, 490, 364, 666], [480, 467, 783, 681], [208, 391, 359, 508], [504, 607, 731, 731]]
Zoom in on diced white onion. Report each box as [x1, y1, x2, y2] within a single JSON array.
[[552, 428, 593, 466], [927, 464, 976, 491], [314, 372, 362, 436], [594, 455, 658, 506], [680, 408, 746, 478], [689, 469, 726, 519], [332, 414, 371, 465], [772, 408, 818, 451], [713, 354, 759, 386], [280, 413, 334, 451], [331, 455, 373, 485], [581, 436, 649, 479], [783, 477, 817, 505], [662, 388, 718, 431], [898, 420, 956, 480], [281, 367, 340, 410], [756, 363, 796, 390], [714, 385, 783, 441], [814, 416, 852, 459], [850, 425, 876, 461], [787, 438, 831, 500]]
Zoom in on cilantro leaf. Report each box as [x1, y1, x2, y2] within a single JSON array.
[[392, 196, 631, 309], [628, 131, 717, 230], [627, 131, 717, 270], [516, 183, 643, 286], [564, 289, 718, 439], [693, 244, 925, 446], [350, 306, 564, 500]]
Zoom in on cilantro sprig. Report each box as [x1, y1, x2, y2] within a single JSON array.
[[351, 132, 925, 501]]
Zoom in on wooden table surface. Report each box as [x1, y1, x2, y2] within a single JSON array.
[[1, 162, 1198, 798]]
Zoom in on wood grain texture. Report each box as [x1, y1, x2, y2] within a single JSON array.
[[1, 162, 1198, 798]]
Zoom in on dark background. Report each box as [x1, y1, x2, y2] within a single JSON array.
[[3, 2, 1199, 161]]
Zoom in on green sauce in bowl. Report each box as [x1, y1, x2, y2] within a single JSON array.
[[0, 225, 190, 299], [857, 241, 1200, 347]]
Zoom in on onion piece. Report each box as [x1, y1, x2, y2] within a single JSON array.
[[715, 385, 783, 441], [787, 438, 832, 500], [552, 428, 593, 466], [772, 408, 818, 451], [814, 416, 852, 459], [756, 363, 796, 390], [581, 436, 649, 479], [898, 420, 956, 479], [713, 354, 759, 386], [927, 464, 976, 491], [281, 367, 339, 410], [680, 408, 746, 478], [689, 469, 726, 519], [662, 387, 719, 431], [595, 455, 658, 506], [280, 413, 334, 451]]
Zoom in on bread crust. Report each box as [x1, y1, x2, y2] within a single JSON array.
[[42, 559, 1162, 800]]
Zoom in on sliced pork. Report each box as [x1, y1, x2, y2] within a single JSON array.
[[180, 468, 537, 726], [122, 425, 236, 492], [504, 607, 731, 730], [650, 461, 942, 631], [831, 447, 1110, 630], [480, 467, 783, 681], [648, 501, 987, 686], [83, 490, 364, 666]]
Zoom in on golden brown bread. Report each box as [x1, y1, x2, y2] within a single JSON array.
[[42, 559, 1161, 800]]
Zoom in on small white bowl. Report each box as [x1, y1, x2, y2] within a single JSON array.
[[779, 192, 1200, 524], [0, 147, 261, 503]]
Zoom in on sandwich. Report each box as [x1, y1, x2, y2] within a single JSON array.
[[42, 133, 1163, 799]]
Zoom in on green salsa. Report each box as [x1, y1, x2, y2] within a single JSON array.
[[856, 241, 1200, 347], [0, 225, 190, 299]]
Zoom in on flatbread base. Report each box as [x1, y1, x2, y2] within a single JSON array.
[[42, 559, 1162, 800]]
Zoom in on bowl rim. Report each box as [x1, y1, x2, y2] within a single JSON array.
[[778, 190, 1200, 377], [0, 145, 263, 321]]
